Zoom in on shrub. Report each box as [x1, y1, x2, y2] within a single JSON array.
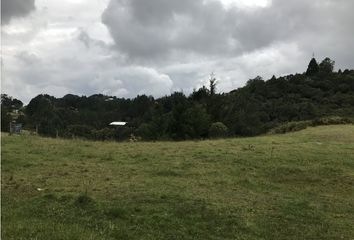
[[269, 121, 312, 134], [209, 122, 229, 138], [65, 125, 93, 139], [311, 116, 354, 126], [269, 116, 354, 134], [91, 128, 116, 141], [136, 123, 155, 140]]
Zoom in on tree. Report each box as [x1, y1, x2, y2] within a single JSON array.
[[319, 57, 335, 74], [246, 76, 265, 94], [306, 58, 319, 76], [136, 123, 155, 140], [26, 95, 62, 136], [181, 104, 211, 139], [1, 94, 23, 110], [191, 86, 209, 102], [1, 94, 24, 132], [1, 108, 12, 132], [209, 73, 217, 96]]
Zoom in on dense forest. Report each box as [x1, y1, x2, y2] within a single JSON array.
[[2, 57, 354, 141]]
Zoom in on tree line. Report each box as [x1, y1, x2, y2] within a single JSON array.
[[2, 57, 354, 141]]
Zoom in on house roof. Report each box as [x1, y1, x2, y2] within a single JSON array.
[[109, 122, 127, 126]]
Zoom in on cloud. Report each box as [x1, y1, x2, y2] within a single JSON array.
[[91, 66, 174, 97], [102, 0, 354, 68], [2, 26, 173, 103], [1, 0, 36, 24], [102, 0, 239, 63], [77, 28, 109, 49]]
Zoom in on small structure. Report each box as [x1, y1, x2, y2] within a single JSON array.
[[14, 123, 23, 134], [9, 122, 22, 135], [109, 122, 127, 126]]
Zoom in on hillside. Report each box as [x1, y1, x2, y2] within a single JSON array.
[[2, 124, 354, 239], [2, 58, 354, 140]]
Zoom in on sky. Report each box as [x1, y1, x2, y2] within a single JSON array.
[[1, 0, 354, 103]]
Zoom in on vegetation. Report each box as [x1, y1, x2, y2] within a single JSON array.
[[1, 94, 24, 132], [2, 57, 354, 141], [209, 122, 229, 138], [2, 125, 354, 239], [268, 116, 354, 134]]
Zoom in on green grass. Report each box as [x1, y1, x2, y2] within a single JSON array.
[[2, 125, 354, 239]]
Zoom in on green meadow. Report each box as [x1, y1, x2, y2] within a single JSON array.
[[1, 125, 354, 239]]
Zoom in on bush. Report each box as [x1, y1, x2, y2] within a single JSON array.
[[209, 122, 229, 138], [65, 125, 93, 139], [269, 116, 354, 134], [136, 123, 155, 140], [311, 116, 354, 126], [91, 128, 116, 141], [269, 121, 312, 134]]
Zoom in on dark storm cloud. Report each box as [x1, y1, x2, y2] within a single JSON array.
[[1, 0, 36, 24], [102, 0, 354, 68]]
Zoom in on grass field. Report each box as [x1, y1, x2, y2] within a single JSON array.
[[2, 125, 354, 239]]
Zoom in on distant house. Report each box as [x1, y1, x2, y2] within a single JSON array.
[[109, 122, 127, 126]]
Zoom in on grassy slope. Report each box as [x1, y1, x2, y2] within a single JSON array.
[[1, 125, 354, 240]]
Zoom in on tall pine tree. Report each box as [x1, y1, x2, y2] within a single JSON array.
[[306, 58, 319, 76]]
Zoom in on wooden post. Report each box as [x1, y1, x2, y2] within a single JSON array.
[[56, 129, 59, 138], [9, 122, 12, 135]]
